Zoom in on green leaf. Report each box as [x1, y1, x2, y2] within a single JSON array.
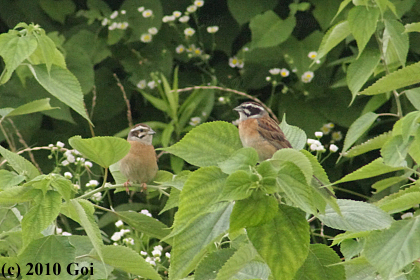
[[375, 184, 420, 214], [331, 0, 352, 23], [195, 248, 236, 279], [294, 244, 345, 280], [342, 112, 378, 154], [380, 135, 411, 167], [18, 236, 75, 280], [0, 170, 25, 189], [277, 162, 318, 214], [341, 238, 365, 260], [318, 199, 393, 231], [280, 116, 307, 150], [141, 91, 169, 112], [405, 22, 420, 33], [27, 64, 92, 124], [360, 61, 420, 96], [405, 87, 420, 110], [364, 217, 420, 279], [169, 167, 227, 238], [50, 174, 76, 201], [343, 256, 378, 280], [215, 243, 258, 280], [90, 245, 161, 280], [383, 19, 409, 67], [335, 158, 404, 184], [347, 6, 380, 58], [222, 170, 255, 201], [272, 148, 313, 184], [0, 186, 41, 204], [0, 31, 37, 84], [229, 193, 278, 232], [0, 98, 56, 119], [0, 145, 40, 180], [344, 131, 392, 158], [227, 0, 278, 25], [316, 21, 351, 61], [39, 0, 76, 24], [218, 147, 259, 174], [346, 48, 381, 100], [115, 211, 171, 241], [163, 121, 242, 167], [247, 204, 309, 280], [169, 203, 232, 279], [21, 190, 62, 247], [69, 136, 130, 168], [249, 11, 295, 49]]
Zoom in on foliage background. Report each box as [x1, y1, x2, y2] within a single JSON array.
[[2, 0, 420, 279]]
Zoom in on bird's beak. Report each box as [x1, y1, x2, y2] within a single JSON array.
[[233, 105, 242, 112], [148, 128, 156, 135]]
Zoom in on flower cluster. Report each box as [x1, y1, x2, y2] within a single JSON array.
[[141, 245, 170, 267], [320, 122, 343, 142], [307, 131, 339, 154], [229, 56, 244, 69], [136, 79, 162, 90]]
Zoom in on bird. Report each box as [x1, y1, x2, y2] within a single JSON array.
[[233, 101, 335, 197], [233, 101, 292, 161], [119, 123, 158, 192]]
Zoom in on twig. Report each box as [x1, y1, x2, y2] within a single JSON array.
[[90, 86, 97, 120], [113, 73, 133, 128], [173, 85, 279, 123], [0, 122, 15, 152], [8, 119, 42, 173]]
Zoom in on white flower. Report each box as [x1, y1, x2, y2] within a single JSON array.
[[292, 68, 297, 73], [229, 57, 239, 68], [179, 15, 190, 23], [56, 227, 63, 234], [145, 257, 156, 266], [189, 117, 201, 126], [48, 144, 54, 148], [115, 220, 124, 228], [76, 157, 85, 163], [329, 144, 339, 153], [269, 68, 281, 75], [137, 80, 147, 89], [207, 26, 219, 33], [218, 96, 225, 103], [140, 251, 148, 256], [316, 145, 326, 151], [165, 252, 171, 258], [308, 51, 317, 59], [110, 11, 118, 19], [309, 143, 318, 151], [307, 139, 321, 146], [92, 192, 102, 201], [121, 10, 126, 15], [147, 81, 156, 89], [194, 0, 205, 7], [108, 22, 117, 30], [301, 71, 314, 83], [111, 231, 122, 241], [176, 44, 185, 54], [123, 237, 134, 245], [84, 161, 93, 168], [140, 209, 152, 217], [152, 249, 162, 257], [401, 212, 414, 219], [173, 11, 182, 17], [321, 122, 334, 134], [62, 232, 72, 236], [148, 27, 158, 35], [184, 27, 195, 36], [162, 15, 176, 22], [315, 131, 323, 138], [64, 172, 72, 179], [154, 245, 163, 251], [67, 154, 75, 163], [138, 6, 144, 12], [119, 22, 129, 29], [87, 180, 99, 187], [187, 5, 197, 13], [120, 228, 130, 235], [56, 141, 65, 148], [61, 160, 69, 166], [142, 9, 153, 18], [140, 33, 152, 43], [73, 184, 80, 190], [332, 131, 343, 141], [266, 76, 271, 81], [280, 68, 290, 77], [101, 18, 108, 26]]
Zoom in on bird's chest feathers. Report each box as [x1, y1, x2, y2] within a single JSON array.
[[238, 120, 263, 148]]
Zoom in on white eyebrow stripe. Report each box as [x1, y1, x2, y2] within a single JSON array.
[[131, 125, 149, 132], [244, 103, 264, 110]]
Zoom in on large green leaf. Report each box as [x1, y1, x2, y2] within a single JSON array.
[[347, 6, 380, 58], [218, 147, 259, 175], [169, 167, 227, 238], [195, 249, 236, 279], [163, 121, 242, 167], [272, 148, 313, 184], [215, 243, 258, 280], [343, 131, 392, 158], [380, 135, 411, 167], [382, 19, 409, 67], [360, 61, 420, 95], [227, 0, 278, 25], [249, 11, 295, 49], [0, 98, 56, 119], [69, 136, 130, 168], [39, 0, 75, 24], [0, 186, 41, 204], [18, 236, 75, 280], [0, 145, 40, 180], [294, 244, 345, 280], [0, 170, 25, 189], [405, 87, 420, 110], [342, 112, 378, 154], [221, 170, 255, 201], [90, 245, 161, 280], [27, 64, 92, 124], [316, 21, 350, 60], [247, 204, 309, 280], [375, 184, 420, 214], [0, 31, 37, 84], [21, 190, 62, 247], [364, 217, 420, 279], [280, 116, 307, 150], [169, 203, 232, 279], [318, 199, 393, 231]]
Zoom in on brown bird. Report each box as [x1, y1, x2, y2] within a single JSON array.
[[234, 101, 335, 197], [234, 101, 292, 161], [119, 123, 158, 191]]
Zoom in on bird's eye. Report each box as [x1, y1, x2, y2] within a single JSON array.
[[139, 129, 144, 132]]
